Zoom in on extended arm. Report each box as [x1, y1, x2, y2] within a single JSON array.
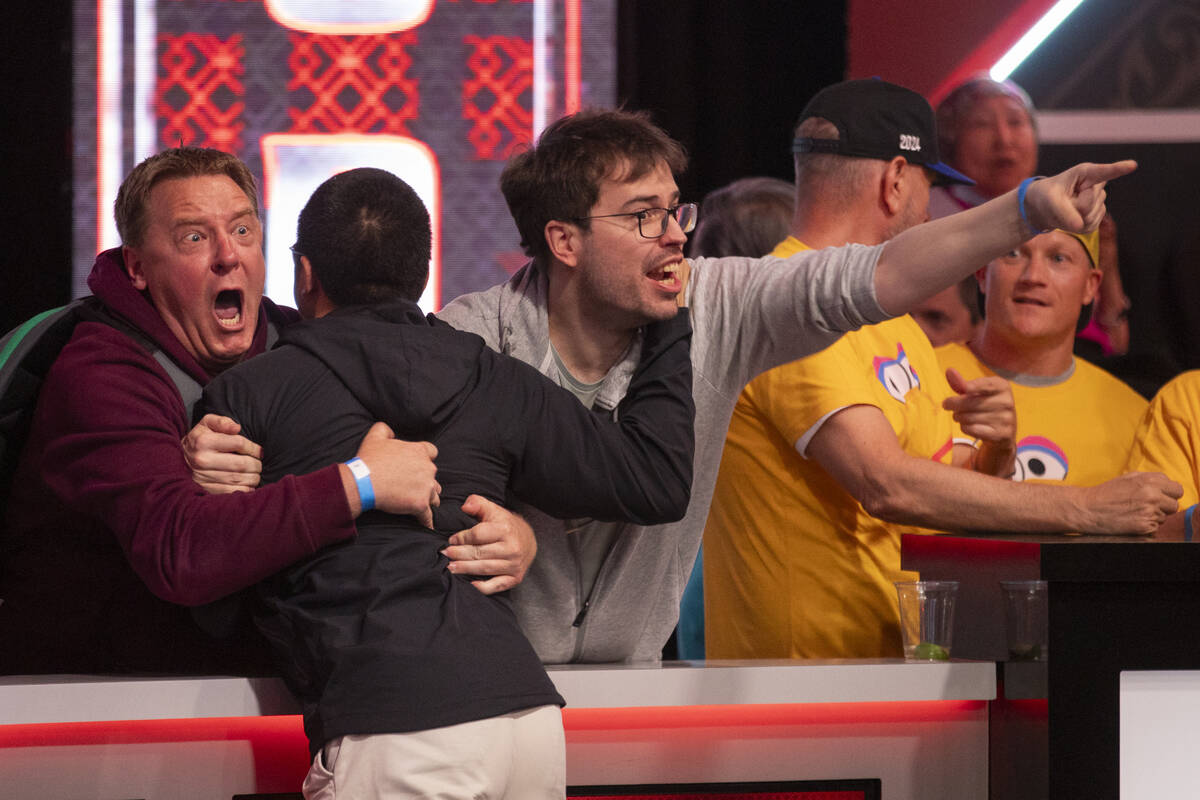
[[38, 328, 356, 606], [503, 308, 695, 524], [185, 412, 442, 526], [874, 161, 1137, 315], [808, 404, 1180, 535]]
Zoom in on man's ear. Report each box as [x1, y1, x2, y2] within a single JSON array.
[[1082, 267, 1102, 307], [544, 219, 582, 268], [295, 255, 335, 318], [122, 245, 148, 290], [880, 156, 908, 216], [295, 254, 318, 298]]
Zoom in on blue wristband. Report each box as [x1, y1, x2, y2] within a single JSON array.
[[1185, 503, 1197, 543], [345, 457, 375, 512], [1017, 176, 1049, 234]]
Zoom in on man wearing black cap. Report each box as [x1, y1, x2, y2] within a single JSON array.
[[425, 91, 1167, 667], [702, 79, 1176, 660]]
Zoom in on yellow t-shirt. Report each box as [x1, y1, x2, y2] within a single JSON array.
[[704, 237, 957, 660], [937, 342, 1146, 487], [1126, 370, 1200, 508]]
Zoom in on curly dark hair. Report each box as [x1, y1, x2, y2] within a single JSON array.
[[500, 108, 687, 261]]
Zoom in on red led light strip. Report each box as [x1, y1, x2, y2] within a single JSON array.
[[0, 699, 986, 747], [564, 0, 581, 114], [562, 700, 987, 730], [0, 715, 310, 787]]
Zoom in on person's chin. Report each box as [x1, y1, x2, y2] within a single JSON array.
[[211, 330, 257, 364], [644, 299, 682, 323]]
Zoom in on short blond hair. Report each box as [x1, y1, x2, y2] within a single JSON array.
[[114, 147, 258, 246]]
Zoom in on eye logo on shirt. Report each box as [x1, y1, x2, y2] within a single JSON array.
[[873, 344, 920, 403], [1013, 435, 1069, 482]]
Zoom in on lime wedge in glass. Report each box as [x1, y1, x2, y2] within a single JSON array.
[[913, 641, 950, 660]]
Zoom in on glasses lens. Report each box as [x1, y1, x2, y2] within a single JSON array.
[[635, 205, 698, 238], [675, 203, 698, 234], [635, 208, 665, 238]]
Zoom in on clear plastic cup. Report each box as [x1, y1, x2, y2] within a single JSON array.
[[1001, 579, 1048, 662], [895, 580, 959, 660]]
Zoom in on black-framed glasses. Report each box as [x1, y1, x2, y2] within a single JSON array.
[[289, 244, 304, 270], [571, 202, 699, 239]]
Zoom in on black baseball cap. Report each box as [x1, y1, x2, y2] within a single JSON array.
[[793, 78, 973, 186]]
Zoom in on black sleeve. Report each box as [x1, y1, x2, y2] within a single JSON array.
[[200, 372, 255, 439], [498, 308, 695, 525]]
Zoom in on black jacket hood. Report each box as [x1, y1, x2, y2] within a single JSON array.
[[276, 301, 485, 438]]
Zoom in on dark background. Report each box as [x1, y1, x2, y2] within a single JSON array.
[[3, 1, 74, 334], [615, 1, 845, 205]]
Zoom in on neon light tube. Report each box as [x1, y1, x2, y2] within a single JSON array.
[[990, 0, 1086, 82]]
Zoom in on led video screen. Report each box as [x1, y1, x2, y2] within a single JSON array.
[[72, 0, 616, 310]]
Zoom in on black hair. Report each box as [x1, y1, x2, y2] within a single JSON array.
[[295, 168, 431, 305]]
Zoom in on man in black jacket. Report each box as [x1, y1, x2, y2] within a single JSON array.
[[201, 167, 695, 799]]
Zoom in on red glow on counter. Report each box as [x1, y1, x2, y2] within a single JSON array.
[[903, 533, 1041, 564], [0, 715, 309, 786], [0, 699, 985, 743], [563, 700, 986, 730]]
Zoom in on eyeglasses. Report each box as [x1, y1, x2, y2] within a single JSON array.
[[571, 202, 699, 239]]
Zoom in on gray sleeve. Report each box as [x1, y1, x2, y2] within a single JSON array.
[[685, 242, 891, 396]]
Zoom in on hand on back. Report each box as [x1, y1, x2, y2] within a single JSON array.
[[354, 422, 440, 528], [183, 414, 263, 494], [441, 494, 536, 595]]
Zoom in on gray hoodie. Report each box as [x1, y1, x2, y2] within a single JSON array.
[[437, 244, 889, 663]]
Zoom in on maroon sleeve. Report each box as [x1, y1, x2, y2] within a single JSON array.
[[36, 323, 356, 605]]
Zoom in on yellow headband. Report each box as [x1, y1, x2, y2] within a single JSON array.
[[1057, 228, 1100, 269]]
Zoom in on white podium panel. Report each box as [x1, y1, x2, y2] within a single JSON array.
[[0, 661, 993, 800], [1120, 670, 1200, 799]]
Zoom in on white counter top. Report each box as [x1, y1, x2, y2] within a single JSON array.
[[0, 659, 994, 726]]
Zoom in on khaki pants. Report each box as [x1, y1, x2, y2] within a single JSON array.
[[302, 704, 565, 799]]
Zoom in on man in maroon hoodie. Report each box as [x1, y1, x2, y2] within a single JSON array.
[[0, 147, 442, 674]]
